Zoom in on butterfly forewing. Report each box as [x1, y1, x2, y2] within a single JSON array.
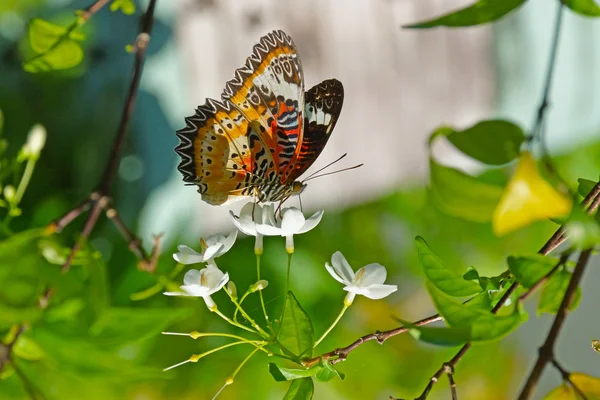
[[222, 30, 305, 181]]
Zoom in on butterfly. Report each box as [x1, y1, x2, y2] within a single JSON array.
[[175, 30, 344, 206]]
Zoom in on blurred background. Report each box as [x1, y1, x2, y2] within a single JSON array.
[[1, 0, 600, 399]]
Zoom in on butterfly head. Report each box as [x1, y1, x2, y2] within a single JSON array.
[[291, 181, 307, 196]]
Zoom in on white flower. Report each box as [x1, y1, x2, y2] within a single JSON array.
[[256, 207, 323, 253], [163, 267, 229, 310], [229, 203, 275, 255], [325, 251, 397, 306], [173, 231, 237, 267], [22, 124, 46, 159]]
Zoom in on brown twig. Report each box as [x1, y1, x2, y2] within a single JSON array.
[[551, 359, 588, 400], [303, 314, 443, 368], [48, 0, 159, 273], [517, 248, 592, 400], [407, 280, 520, 400], [519, 253, 570, 302], [80, 0, 111, 21]]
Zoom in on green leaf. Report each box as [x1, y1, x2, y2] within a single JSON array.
[[268, 363, 322, 382], [538, 269, 582, 315], [564, 205, 600, 249], [282, 378, 314, 400], [415, 236, 482, 297], [89, 307, 193, 347], [44, 298, 86, 322], [465, 291, 493, 311], [404, 0, 526, 28], [38, 238, 98, 266], [278, 291, 314, 357], [437, 120, 525, 165], [564, 0, 600, 17], [507, 255, 561, 289], [429, 159, 504, 222], [110, 0, 136, 15], [315, 362, 344, 382], [577, 178, 597, 197], [425, 281, 524, 342], [12, 335, 45, 361], [24, 19, 85, 73]]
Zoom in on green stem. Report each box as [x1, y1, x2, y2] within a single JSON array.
[[14, 158, 36, 205], [257, 253, 270, 326], [314, 303, 349, 347], [233, 291, 251, 322], [213, 308, 259, 335], [162, 331, 255, 343], [164, 340, 266, 371], [286, 252, 292, 293], [231, 345, 265, 381], [224, 291, 269, 338]]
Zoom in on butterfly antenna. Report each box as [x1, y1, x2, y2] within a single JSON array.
[[303, 163, 364, 182], [301, 153, 348, 182]]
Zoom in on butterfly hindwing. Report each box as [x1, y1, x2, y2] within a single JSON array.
[[285, 79, 344, 182]]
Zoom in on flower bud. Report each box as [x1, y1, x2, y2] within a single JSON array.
[[3, 185, 15, 202], [226, 281, 237, 300], [250, 280, 268, 292], [22, 124, 46, 158]]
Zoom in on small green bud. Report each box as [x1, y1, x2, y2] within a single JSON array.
[[226, 281, 237, 299], [250, 280, 268, 292]]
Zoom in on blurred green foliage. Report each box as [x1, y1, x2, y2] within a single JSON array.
[[1, 0, 600, 399]]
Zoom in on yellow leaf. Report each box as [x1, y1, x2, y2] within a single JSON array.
[[571, 373, 600, 399], [542, 384, 576, 400], [492, 152, 572, 236]]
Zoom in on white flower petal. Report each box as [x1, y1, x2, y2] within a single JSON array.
[[204, 234, 226, 247], [331, 251, 355, 283], [202, 243, 224, 260], [281, 208, 306, 235], [180, 284, 210, 296], [296, 210, 324, 234], [256, 223, 282, 236], [212, 272, 230, 294], [360, 284, 398, 300], [264, 204, 277, 225], [355, 263, 387, 286], [202, 267, 226, 289], [220, 230, 238, 253], [230, 210, 257, 236], [325, 262, 350, 285], [183, 269, 202, 286], [173, 245, 205, 264]]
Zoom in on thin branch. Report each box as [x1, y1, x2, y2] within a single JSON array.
[[517, 248, 592, 400], [47, 197, 91, 234], [48, 0, 159, 273], [105, 206, 163, 272], [62, 196, 106, 272], [410, 281, 520, 400], [303, 314, 443, 367], [551, 359, 588, 400], [519, 253, 570, 302], [80, 0, 111, 21]]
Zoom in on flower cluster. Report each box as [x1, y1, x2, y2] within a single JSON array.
[[162, 200, 398, 388]]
